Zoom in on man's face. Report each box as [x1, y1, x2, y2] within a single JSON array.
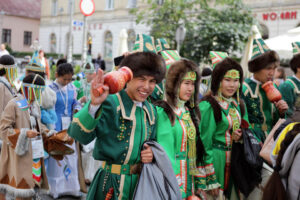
[[125, 75, 156, 102], [254, 64, 277, 84], [0, 44, 5, 50]]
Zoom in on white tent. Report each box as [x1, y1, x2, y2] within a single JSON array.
[[240, 25, 262, 78], [265, 27, 300, 59]]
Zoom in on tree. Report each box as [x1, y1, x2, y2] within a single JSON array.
[[131, 0, 255, 64]]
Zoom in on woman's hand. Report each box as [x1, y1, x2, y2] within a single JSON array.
[[79, 96, 87, 104], [232, 128, 242, 142], [140, 144, 153, 163], [196, 189, 207, 200], [208, 188, 219, 197], [90, 69, 109, 106]]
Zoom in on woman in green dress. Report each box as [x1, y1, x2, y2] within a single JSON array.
[[198, 57, 247, 199], [156, 59, 206, 199]]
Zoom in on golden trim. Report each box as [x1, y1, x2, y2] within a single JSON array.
[[124, 112, 136, 164], [118, 175, 125, 200], [144, 112, 147, 140], [72, 118, 94, 133], [243, 82, 259, 98], [143, 105, 155, 125], [258, 92, 267, 136], [116, 93, 136, 121], [287, 78, 300, 94]]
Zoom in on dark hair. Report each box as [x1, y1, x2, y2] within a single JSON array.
[[290, 53, 300, 74], [56, 58, 67, 67], [262, 123, 300, 200], [57, 63, 74, 77], [0, 55, 15, 76], [84, 63, 91, 70], [23, 73, 45, 86], [275, 67, 286, 80], [26, 69, 46, 78], [119, 52, 166, 83]]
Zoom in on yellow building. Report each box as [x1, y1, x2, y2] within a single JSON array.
[[39, 0, 149, 70]]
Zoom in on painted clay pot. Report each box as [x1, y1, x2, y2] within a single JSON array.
[[92, 66, 133, 97], [261, 81, 282, 102]]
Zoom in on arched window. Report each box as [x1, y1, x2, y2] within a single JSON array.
[[65, 32, 73, 56], [259, 23, 269, 40], [127, 29, 135, 52], [50, 33, 56, 53], [104, 31, 113, 60]]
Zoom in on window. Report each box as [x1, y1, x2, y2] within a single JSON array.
[[104, 31, 113, 59], [50, 33, 56, 53], [2, 29, 11, 44], [51, 0, 58, 16], [127, 29, 135, 51], [24, 31, 32, 46], [106, 0, 114, 10], [127, 0, 137, 8]]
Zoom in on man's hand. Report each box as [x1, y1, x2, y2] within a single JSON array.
[[140, 144, 153, 164], [274, 99, 288, 115], [26, 130, 39, 138], [90, 69, 109, 106]]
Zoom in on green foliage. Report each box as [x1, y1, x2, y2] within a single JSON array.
[[74, 65, 81, 74], [132, 0, 255, 64], [50, 65, 57, 80], [4, 44, 13, 54]]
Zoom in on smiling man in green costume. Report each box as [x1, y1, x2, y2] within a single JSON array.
[[68, 51, 166, 200]]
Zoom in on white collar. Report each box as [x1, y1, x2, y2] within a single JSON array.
[[133, 101, 143, 107], [250, 76, 262, 85], [293, 75, 300, 82]]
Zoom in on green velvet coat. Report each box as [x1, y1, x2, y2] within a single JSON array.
[[68, 89, 157, 200], [156, 106, 204, 198], [279, 76, 300, 117], [242, 78, 280, 142]]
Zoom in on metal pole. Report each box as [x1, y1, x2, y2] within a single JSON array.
[[82, 16, 88, 64], [67, 0, 74, 63], [59, 8, 63, 58]]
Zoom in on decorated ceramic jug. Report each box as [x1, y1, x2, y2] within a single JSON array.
[[261, 81, 282, 102], [92, 66, 133, 97], [187, 195, 201, 200]]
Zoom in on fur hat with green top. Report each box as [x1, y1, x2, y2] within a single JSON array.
[[248, 38, 279, 73], [290, 42, 300, 73]]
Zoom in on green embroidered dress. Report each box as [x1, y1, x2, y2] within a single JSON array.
[[156, 106, 203, 198], [68, 90, 156, 200], [279, 76, 300, 117], [242, 78, 280, 142], [198, 98, 247, 192]]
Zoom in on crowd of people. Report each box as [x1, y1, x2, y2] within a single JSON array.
[[0, 34, 299, 200]]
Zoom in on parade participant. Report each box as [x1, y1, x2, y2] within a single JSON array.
[[78, 60, 102, 185], [0, 73, 50, 200], [155, 59, 206, 199], [47, 63, 85, 198], [0, 55, 17, 117], [279, 42, 300, 117], [68, 51, 166, 199], [0, 44, 9, 57], [38, 50, 50, 79], [242, 38, 288, 142], [242, 38, 288, 200], [199, 53, 247, 199], [274, 67, 286, 87]]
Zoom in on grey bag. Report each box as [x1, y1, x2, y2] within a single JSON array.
[[133, 140, 182, 200]]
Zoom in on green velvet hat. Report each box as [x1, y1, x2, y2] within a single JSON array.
[[251, 38, 271, 60], [292, 42, 300, 55], [160, 50, 181, 70], [132, 34, 156, 53], [155, 38, 170, 52], [209, 51, 228, 68]]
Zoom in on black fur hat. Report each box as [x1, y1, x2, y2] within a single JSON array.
[[119, 51, 166, 83], [290, 53, 300, 74], [211, 57, 243, 97], [165, 59, 201, 108], [248, 50, 280, 73]]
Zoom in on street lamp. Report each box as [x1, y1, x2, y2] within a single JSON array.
[[175, 24, 186, 54], [59, 7, 64, 58], [67, 0, 74, 63]]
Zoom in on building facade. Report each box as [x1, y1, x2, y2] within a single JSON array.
[[243, 0, 300, 39], [0, 0, 41, 52], [39, 0, 149, 70]]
